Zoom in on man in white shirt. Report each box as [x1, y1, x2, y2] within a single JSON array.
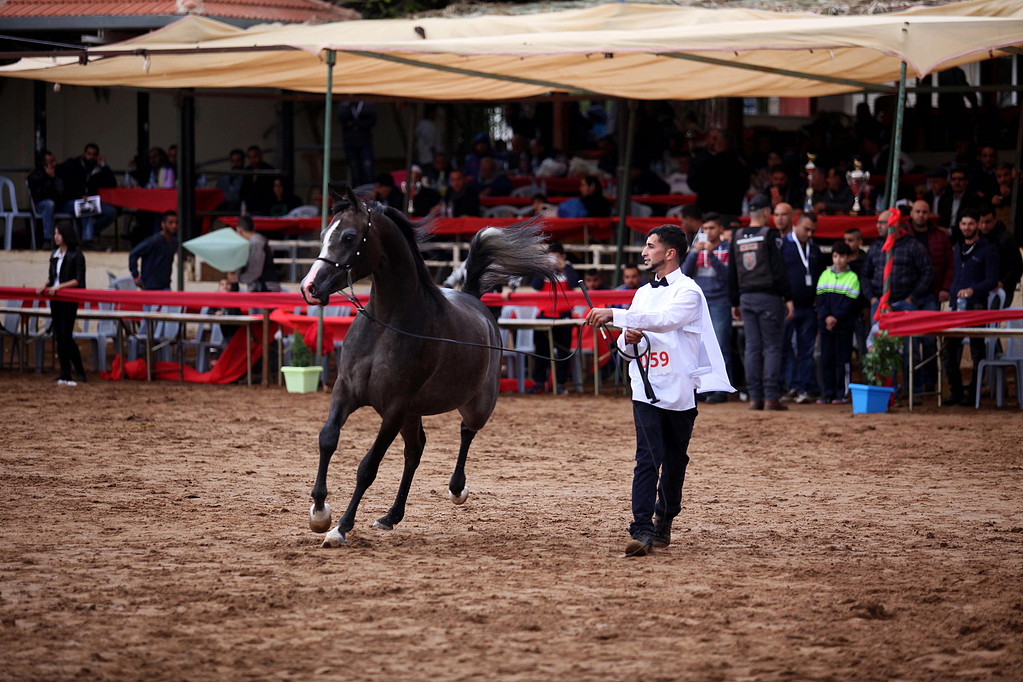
[[586, 225, 732, 557]]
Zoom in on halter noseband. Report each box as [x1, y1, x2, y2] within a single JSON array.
[[315, 203, 372, 271]]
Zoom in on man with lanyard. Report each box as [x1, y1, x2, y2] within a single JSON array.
[[586, 225, 732, 557]]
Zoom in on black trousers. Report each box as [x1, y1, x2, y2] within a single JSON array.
[[51, 300, 85, 380], [630, 400, 697, 537]]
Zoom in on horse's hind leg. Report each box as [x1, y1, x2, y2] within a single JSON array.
[[322, 413, 404, 547], [309, 398, 353, 534], [374, 416, 426, 531], [448, 422, 476, 505]]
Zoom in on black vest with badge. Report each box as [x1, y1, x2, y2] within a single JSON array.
[[735, 226, 775, 289]]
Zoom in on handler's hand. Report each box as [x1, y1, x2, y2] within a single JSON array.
[[624, 329, 643, 345], [586, 308, 613, 327], [784, 300, 795, 322]]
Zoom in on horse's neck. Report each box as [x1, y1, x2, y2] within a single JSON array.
[[367, 224, 435, 318]]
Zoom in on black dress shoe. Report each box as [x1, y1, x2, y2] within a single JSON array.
[[625, 531, 655, 557], [652, 518, 672, 549], [75, 373, 88, 383]]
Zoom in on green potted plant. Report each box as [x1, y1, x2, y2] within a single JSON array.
[[849, 330, 902, 413], [280, 331, 322, 393]]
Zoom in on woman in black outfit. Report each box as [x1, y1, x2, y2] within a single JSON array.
[[37, 222, 87, 385]]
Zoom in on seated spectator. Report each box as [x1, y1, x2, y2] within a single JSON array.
[[214, 277, 243, 343], [27, 150, 64, 249], [760, 164, 805, 209], [617, 263, 643, 291], [947, 167, 980, 242], [629, 165, 670, 197], [679, 204, 703, 244], [370, 173, 404, 211], [234, 215, 282, 292], [406, 165, 440, 217], [445, 170, 480, 217], [57, 142, 118, 247], [476, 157, 513, 197], [464, 133, 492, 182], [268, 177, 302, 217], [241, 145, 275, 215], [814, 167, 855, 214], [217, 148, 245, 212], [583, 269, 606, 291], [989, 162, 1018, 227], [559, 175, 611, 218], [424, 152, 452, 190], [146, 147, 176, 188], [922, 167, 951, 220]]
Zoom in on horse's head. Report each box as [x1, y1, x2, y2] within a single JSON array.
[[301, 183, 376, 306]]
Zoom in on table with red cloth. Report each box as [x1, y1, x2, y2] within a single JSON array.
[[100, 187, 225, 233], [507, 176, 587, 194]]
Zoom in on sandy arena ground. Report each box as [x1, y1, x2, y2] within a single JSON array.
[[1, 374, 1021, 680]]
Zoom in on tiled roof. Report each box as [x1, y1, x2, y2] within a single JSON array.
[[0, 0, 359, 23]]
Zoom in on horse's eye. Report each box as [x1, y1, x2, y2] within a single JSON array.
[[341, 233, 356, 246]]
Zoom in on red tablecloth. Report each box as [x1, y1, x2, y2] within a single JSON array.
[[479, 194, 697, 208], [507, 176, 586, 193], [100, 187, 224, 213], [878, 309, 1023, 336]]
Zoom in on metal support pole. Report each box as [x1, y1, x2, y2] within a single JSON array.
[[177, 89, 196, 292], [613, 100, 637, 288], [1010, 77, 1023, 240], [403, 103, 418, 214], [316, 50, 336, 368], [33, 81, 46, 164], [879, 61, 908, 318]]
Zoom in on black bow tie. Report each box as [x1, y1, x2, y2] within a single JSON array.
[[651, 277, 670, 288]]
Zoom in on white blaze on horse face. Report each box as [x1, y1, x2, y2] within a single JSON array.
[[301, 216, 341, 291]]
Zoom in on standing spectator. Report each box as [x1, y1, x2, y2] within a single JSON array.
[[463, 133, 492, 182], [761, 165, 805, 210], [681, 212, 732, 403], [579, 175, 612, 217], [978, 204, 1023, 308], [339, 100, 377, 187], [445, 170, 480, 217], [689, 128, 748, 215], [415, 105, 441, 167], [728, 194, 793, 411], [129, 210, 178, 290], [240, 145, 275, 216], [947, 168, 980, 242], [26, 150, 64, 249], [989, 163, 1021, 233], [268, 177, 302, 217], [424, 152, 452, 191], [216, 148, 245, 212], [945, 209, 999, 406], [584, 224, 731, 556], [815, 241, 860, 404], [234, 215, 282, 292], [772, 202, 795, 239], [844, 227, 870, 368], [780, 213, 825, 403], [57, 142, 118, 247], [923, 167, 951, 222], [971, 146, 999, 201], [908, 199, 953, 391], [678, 205, 703, 245], [36, 222, 87, 385]]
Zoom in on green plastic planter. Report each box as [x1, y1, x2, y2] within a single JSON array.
[[281, 366, 322, 393]]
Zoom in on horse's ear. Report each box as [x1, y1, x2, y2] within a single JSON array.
[[345, 184, 363, 213], [328, 182, 349, 202]]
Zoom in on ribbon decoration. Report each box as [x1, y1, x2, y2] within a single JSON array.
[[873, 207, 902, 322]]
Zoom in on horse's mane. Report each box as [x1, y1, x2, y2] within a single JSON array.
[[376, 203, 444, 302]]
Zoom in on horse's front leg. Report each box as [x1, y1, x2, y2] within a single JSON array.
[[309, 395, 353, 533], [322, 413, 404, 548], [448, 422, 476, 505], [374, 416, 426, 531]]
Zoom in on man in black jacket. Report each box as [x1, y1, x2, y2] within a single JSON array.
[[56, 143, 117, 246], [26, 150, 64, 248]]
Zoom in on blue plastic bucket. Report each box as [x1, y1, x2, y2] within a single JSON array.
[[849, 383, 895, 414]]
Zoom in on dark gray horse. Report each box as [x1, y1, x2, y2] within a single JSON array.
[[301, 185, 559, 547]]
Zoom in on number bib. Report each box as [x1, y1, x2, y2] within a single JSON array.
[[639, 345, 673, 375]]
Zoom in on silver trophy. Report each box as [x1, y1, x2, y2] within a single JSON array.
[[846, 160, 870, 215], [803, 153, 816, 213]]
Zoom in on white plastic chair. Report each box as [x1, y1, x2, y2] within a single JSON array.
[[629, 200, 653, 218], [666, 204, 685, 219], [500, 305, 538, 393], [974, 317, 1023, 409], [0, 299, 48, 370], [510, 185, 537, 198], [1, 176, 35, 250], [483, 205, 520, 218], [74, 301, 118, 372], [128, 305, 183, 362], [183, 307, 230, 373], [25, 178, 74, 248]]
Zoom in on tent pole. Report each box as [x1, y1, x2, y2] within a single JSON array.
[[879, 61, 907, 319], [403, 103, 418, 214], [176, 88, 196, 293], [1010, 84, 1023, 243], [613, 100, 637, 288], [317, 49, 336, 368]]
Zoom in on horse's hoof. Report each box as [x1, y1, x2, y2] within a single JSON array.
[[372, 519, 393, 531], [309, 503, 332, 533], [321, 527, 347, 548], [449, 486, 469, 505]]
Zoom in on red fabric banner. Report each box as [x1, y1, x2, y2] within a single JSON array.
[[878, 309, 1023, 336]]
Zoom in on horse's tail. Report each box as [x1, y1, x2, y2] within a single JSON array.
[[461, 219, 560, 299]]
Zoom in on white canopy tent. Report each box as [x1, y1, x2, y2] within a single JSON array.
[[2, 0, 1022, 99]]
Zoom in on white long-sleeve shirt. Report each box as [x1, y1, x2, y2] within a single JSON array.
[[611, 267, 733, 411]]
